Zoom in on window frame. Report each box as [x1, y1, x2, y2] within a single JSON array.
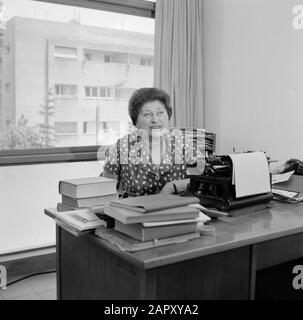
[[0, 0, 155, 166]]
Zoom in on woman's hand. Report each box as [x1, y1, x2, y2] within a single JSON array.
[[159, 181, 175, 194], [160, 179, 190, 195]]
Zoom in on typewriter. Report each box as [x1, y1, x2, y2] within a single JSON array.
[[188, 154, 273, 211]]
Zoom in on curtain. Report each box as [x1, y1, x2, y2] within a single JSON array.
[[154, 0, 204, 128]]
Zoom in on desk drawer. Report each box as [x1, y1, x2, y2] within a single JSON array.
[[255, 232, 303, 270]]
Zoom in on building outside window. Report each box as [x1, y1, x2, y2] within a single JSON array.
[[0, 0, 155, 150]]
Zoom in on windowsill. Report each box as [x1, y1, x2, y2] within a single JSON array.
[[54, 56, 78, 60], [55, 96, 78, 100], [82, 97, 115, 100], [0, 145, 102, 166], [82, 60, 153, 68], [54, 133, 78, 136]]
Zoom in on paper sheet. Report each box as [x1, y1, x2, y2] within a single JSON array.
[[271, 171, 295, 185], [229, 152, 271, 198]]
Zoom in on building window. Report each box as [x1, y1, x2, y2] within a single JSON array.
[[140, 57, 153, 66], [5, 83, 10, 94], [83, 121, 120, 134], [85, 86, 114, 98], [55, 121, 78, 134], [54, 46, 77, 59], [92, 87, 98, 97], [83, 121, 107, 134], [104, 55, 113, 63], [55, 84, 77, 97], [100, 87, 114, 98]]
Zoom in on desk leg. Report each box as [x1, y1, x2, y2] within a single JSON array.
[[249, 245, 257, 300], [56, 225, 61, 300]]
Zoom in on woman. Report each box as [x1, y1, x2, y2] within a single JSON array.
[[102, 87, 200, 197]]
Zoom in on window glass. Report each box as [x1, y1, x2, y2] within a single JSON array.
[[54, 121, 77, 134], [54, 46, 77, 59], [0, 0, 154, 150]]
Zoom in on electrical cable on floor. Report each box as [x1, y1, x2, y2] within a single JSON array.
[[6, 270, 56, 287]]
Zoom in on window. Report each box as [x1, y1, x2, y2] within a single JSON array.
[[5, 83, 10, 94], [100, 87, 114, 98], [55, 121, 77, 134], [83, 49, 128, 64], [54, 46, 77, 59], [92, 87, 98, 97], [140, 57, 153, 66], [55, 84, 77, 97], [104, 55, 113, 63], [83, 121, 108, 134], [85, 86, 114, 98], [0, 0, 155, 153]]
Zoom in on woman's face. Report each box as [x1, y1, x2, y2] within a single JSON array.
[[136, 100, 169, 137]]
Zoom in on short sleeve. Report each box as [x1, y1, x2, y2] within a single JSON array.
[[103, 140, 121, 177]]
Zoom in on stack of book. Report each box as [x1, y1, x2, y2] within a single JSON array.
[[44, 176, 118, 236], [57, 176, 118, 212], [44, 207, 108, 237], [95, 194, 210, 252]]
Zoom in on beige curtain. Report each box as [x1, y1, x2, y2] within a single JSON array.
[[154, 0, 204, 128]]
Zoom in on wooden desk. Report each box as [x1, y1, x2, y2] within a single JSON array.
[[56, 202, 303, 300]]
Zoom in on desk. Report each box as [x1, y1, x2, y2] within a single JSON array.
[[56, 202, 303, 299]]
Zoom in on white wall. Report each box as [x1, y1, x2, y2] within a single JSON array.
[[0, 161, 103, 254], [203, 0, 303, 164]]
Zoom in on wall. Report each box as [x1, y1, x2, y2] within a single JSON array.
[[203, 0, 303, 164], [0, 160, 103, 255]]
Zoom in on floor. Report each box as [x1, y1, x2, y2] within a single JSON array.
[[0, 271, 56, 300]]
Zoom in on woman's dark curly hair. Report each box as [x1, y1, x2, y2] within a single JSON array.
[[128, 87, 172, 126]]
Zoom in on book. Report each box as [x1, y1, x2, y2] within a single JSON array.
[[142, 211, 211, 227], [44, 208, 92, 237], [44, 208, 107, 231], [94, 226, 200, 252], [57, 202, 105, 213], [109, 194, 200, 213], [62, 193, 117, 208], [104, 204, 200, 224], [57, 202, 76, 212], [114, 220, 198, 241], [59, 176, 117, 198], [56, 219, 93, 237]]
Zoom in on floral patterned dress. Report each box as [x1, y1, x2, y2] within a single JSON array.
[[103, 129, 202, 196]]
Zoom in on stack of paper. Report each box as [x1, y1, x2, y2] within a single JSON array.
[[271, 174, 303, 203]]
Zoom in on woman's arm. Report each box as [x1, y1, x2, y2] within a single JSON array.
[[160, 178, 190, 195]]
